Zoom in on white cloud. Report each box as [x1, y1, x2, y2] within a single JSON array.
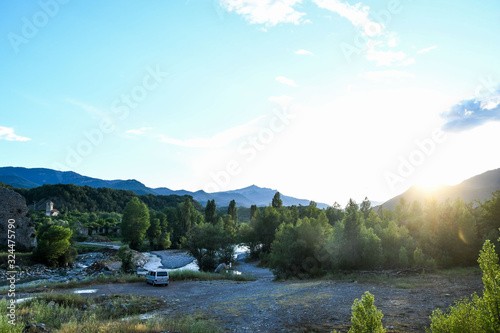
[[126, 127, 153, 135], [365, 41, 415, 67], [418, 45, 437, 54], [220, 0, 306, 26], [295, 49, 313, 55], [276, 76, 298, 87], [361, 70, 415, 82], [0, 126, 30, 142], [159, 116, 265, 148], [311, 0, 384, 36]]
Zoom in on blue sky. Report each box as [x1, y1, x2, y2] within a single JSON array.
[[1, 0, 500, 205]]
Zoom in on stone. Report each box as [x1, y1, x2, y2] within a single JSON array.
[[214, 263, 227, 273], [0, 187, 37, 250]]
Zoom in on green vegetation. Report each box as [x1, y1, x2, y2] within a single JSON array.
[[169, 269, 255, 282], [428, 236, 500, 332], [348, 291, 385, 333], [117, 246, 136, 273], [15, 183, 198, 213], [0, 293, 220, 333], [183, 220, 235, 272], [32, 224, 76, 268], [121, 198, 150, 250], [237, 191, 500, 278]]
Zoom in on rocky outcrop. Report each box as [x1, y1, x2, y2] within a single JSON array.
[[0, 187, 36, 250]]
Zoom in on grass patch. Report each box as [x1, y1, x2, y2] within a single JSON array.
[[438, 266, 481, 276], [0, 294, 221, 332], [169, 270, 256, 282]]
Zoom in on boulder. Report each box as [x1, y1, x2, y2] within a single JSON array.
[[0, 187, 36, 250], [214, 263, 227, 273]]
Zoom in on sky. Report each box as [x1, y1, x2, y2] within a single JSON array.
[[1, 0, 500, 206]]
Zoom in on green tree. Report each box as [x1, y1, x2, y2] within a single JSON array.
[[121, 197, 150, 250], [33, 225, 74, 268], [360, 197, 372, 219], [147, 217, 161, 250], [228, 199, 238, 223], [272, 192, 283, 209], [117, 245, 135, 273], [205, 199, 217, 225], [183, 221, 234, 271], [250, 205, 258, 219]]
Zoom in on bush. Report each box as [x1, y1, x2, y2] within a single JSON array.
[[33, 225, 76, 268], [348, 291, 385, 333], [116, 246, 135, 273], [428, 238, 500, 332]]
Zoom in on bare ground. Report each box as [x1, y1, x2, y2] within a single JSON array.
[[43, 260, 483, 333]]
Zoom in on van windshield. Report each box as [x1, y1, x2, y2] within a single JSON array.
[[157, 272, 168, 276]]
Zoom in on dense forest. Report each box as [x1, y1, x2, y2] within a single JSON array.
[[13, 183, 201, 212], [3, 181, 500, 278]]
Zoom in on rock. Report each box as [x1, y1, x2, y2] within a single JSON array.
[[23, 323, 47, 332], [214, 263, 227, 273], [0, 187, 37, 250]]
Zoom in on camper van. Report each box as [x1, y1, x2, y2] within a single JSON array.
[[146, 269, 169, 286]]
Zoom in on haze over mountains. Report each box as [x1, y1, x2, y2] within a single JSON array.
[[378, 168, 500, 210], [0, 167, 329, 208]]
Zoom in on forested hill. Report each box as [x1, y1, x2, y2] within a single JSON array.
[[12, 183, 202, 213], [0, 167, 329, 208]]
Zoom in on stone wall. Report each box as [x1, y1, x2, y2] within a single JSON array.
[[0, 187, 37, 251]]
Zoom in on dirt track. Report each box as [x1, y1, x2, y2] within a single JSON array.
[[54, 260, 483, 332]]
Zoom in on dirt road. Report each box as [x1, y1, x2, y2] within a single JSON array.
[[59, 260, 483, 332]]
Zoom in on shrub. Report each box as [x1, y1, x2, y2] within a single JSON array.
[[428, 238, 500, 332], [117, 246, 135, 273], [348, 291, 385, 333]]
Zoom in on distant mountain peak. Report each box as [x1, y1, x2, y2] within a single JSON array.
[[0, 167, 328, 208]]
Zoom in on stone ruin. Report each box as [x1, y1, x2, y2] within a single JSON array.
[[0, 187, 37, 251]]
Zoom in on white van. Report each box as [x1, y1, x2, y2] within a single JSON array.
[[146, 269, 169, 286]]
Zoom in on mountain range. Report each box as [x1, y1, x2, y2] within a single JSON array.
[[378, 168, 500, 210], [0, 167, 329, 208]]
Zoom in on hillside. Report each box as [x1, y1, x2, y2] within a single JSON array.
[[379, 168, 500, 210], [0, 167, 328, 208]]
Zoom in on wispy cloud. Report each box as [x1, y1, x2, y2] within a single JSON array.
[[365, 40, 415, 67], [276, 76, 298, 87], [418, 45, 437, 54], [361, 70, 415, 82], [442, 85, 500, 132], [159, 116, 265, 148], [0, 126, 31, 142], [126, 127, 153, 135], [311, 0, 383, 37], [220, 0, 306, 26], [65, 98, 106, 118], [295, 49, 313, 55]]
